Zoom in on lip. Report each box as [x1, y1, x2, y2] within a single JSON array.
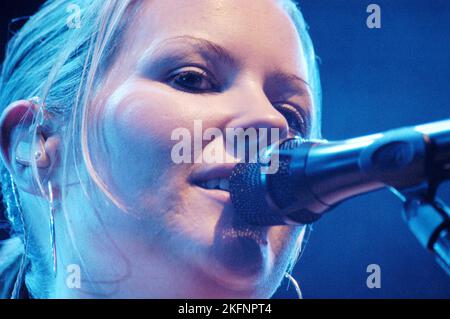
[[194, 184, 231, 203], [188, 163, 236, 184]]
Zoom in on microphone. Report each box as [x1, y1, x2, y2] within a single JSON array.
[[229, 119, 450, 226]]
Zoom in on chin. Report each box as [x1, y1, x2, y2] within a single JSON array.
[[190, 229, 275, 298]]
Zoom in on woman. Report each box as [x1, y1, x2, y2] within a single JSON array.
[[0, 0, 321, 298]]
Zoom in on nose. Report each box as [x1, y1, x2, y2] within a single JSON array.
[[224, 81, 289, 162], [226, 82, 289, 140]]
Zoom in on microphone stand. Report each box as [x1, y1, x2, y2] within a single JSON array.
[[389, 120, 450, 278], [391, 183, 450, 277]]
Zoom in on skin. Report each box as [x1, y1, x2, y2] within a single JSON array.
[[0, 0, 314, 298]]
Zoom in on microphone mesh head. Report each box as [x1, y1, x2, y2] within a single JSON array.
[[267, 158, 296, 209], [229, 163, 286, 226]]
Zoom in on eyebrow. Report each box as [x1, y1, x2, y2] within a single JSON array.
[[269, 69, 311, 94], [182, 36, 239, 68], [269, 69, 313, 114], [147, 35, 240, 69]]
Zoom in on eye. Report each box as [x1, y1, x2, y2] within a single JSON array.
[[167, 67, 219, 93], [273, 103, 309, 137]]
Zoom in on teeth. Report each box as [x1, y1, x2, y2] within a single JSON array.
[[219, 178, 230, 191], [200, 178, 230, 191], [206, 179, 219, 189]]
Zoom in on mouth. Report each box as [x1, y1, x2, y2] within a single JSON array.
[[189, 164, 271, 289], [196, 178, 230, 192], [189, 163, 235, 193]]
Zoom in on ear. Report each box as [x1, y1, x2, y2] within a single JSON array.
[[0, 99, 60, 196]]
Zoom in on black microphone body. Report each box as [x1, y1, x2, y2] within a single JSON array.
[[230, 119, 450, 226]]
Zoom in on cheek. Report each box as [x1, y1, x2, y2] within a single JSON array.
[[96, 80, 195, 209]]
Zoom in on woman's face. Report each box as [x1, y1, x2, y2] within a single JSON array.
[[62, 0, 313, 298]]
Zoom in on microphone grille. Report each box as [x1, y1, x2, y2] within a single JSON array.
[[229, 163, 286, 226], [267, 157, 297, 209]]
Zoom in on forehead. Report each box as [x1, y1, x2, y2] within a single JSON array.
[[125, 0, 307, 78]]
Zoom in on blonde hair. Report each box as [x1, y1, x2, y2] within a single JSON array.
[[0, 0, 321, 298], [0, 0, 139, 298]]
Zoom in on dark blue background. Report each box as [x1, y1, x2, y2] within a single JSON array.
[[283, 0, 450, 298], [1, 0, 449, 298]]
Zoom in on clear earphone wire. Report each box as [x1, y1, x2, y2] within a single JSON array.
[[285, 272, 303, 299]]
